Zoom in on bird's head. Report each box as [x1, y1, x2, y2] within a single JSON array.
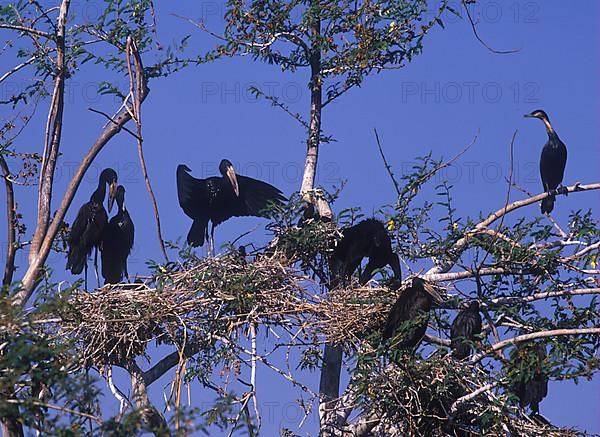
[[100, 168, 118, 212], [219, 159, 239, 197], [177, 164, 192, 173], [414, 277, 444, 303], [524, 109, 550, 122], [115, 185, 126, 211], [467, 300, 480, 311]]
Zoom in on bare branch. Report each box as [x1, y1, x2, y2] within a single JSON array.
[[126, 36, 169, 263], [29, 0, 70, 265], [462, 1, 519, 54], [373, 128, 401, 197], [0, 23, 52, 39], [0, 156, 16, 286], [472, 327, 600, 363], [0, 56, 37, 84], [486, 288, 600, 307]]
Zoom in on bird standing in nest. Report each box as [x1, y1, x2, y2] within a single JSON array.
[[67, 168, 118, 288], [101, 185, 135, 285], [329, 219, 401, 289], [177, 159, 286, 255]]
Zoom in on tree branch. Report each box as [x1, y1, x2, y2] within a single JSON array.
[[126, 36, 169, 263], [29, 0, 69, 265], [425, 182, 600, 279], [0, 156, 16, 286], [472, 327, 600, 363], [0, 23, 52, 39]]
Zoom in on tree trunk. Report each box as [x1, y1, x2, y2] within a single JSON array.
[[318, 343, 343, 436]]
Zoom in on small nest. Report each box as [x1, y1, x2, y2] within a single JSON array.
[[60, 254, 311, 367], [315, 284, 399, 346]]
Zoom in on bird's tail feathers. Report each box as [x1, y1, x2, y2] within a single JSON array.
[[66, 245, 87, 275], [541, 194, 555, 214], [187, 219, 207, 247], [101, 251, 125, 284]]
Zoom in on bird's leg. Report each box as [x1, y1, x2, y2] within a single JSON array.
[[84, 262, 88, 292], [209, 223, 216, 257], [94, 248, 100, 289], [557, 184, 568, 196]]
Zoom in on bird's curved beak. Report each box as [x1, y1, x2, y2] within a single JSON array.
[[108, 181, 118, 212], [424, 282, 443, 303], [523, 113, 533, 118], [226, 164, 240, 197]]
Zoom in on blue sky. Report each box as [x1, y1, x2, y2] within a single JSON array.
[[1, 0, 599, 434]]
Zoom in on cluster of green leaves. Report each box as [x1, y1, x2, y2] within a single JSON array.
[[0, 286, 101, 435], [352, 349, 511, 436]]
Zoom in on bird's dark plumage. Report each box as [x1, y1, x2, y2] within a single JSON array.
[[525, 110, 567, 214], [450, 300, 482, 360], [382, 277, 441, 350], [509, 342, 548, 414], [330, 219, 401, 288], [67, 168, 118, 275], [177, 160, 286, 247], [101, 186, 134, 284]]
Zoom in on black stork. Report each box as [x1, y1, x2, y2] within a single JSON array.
[[382, 277, 442, 350], [524, 109, 568, 214], [329, 219, 401, 289], [450, 300, 482, 360], [176, 159, 286, 253], [101, 185, 134, 284], [508, 342, 549, 415], [66, 168, 118, 286]]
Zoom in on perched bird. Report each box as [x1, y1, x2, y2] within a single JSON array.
[[101, 186, 135, 284], [177, 160, 286, 251], [329, 219, 401, 288], [508, 342, 549, 414], [67, 168, 118, 283], [525, 109, 567, 214], [382, 277, 442, 350], [450, 300, 482, 360]]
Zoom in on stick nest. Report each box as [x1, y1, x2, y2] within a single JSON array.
[[60, 253, 311, 367]]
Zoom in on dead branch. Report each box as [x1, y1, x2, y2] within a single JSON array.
[[472, 327, 600, 363], [126, 36, 169, 263], [29, 0, 70, 265], [0, 156, 16, 285], [373, 128, 401, 197]]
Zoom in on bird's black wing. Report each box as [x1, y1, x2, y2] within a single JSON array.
[[176, 165, 210, 220], [101, 211, 134, 284], [235, 175, 286, 217], [450, 309, 482, 359], [67, 202, 107, 274]]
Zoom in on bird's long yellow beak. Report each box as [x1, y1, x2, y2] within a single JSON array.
[[226, 164, 240, 197], [108, 181, 118, 212]]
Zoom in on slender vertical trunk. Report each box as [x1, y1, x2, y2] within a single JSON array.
[[0, 156, 16, 286], [29, 0, 70, 266], [300, 6, 322, 198], [128, 364, 171, 436], [318, 343, 343, 436]]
